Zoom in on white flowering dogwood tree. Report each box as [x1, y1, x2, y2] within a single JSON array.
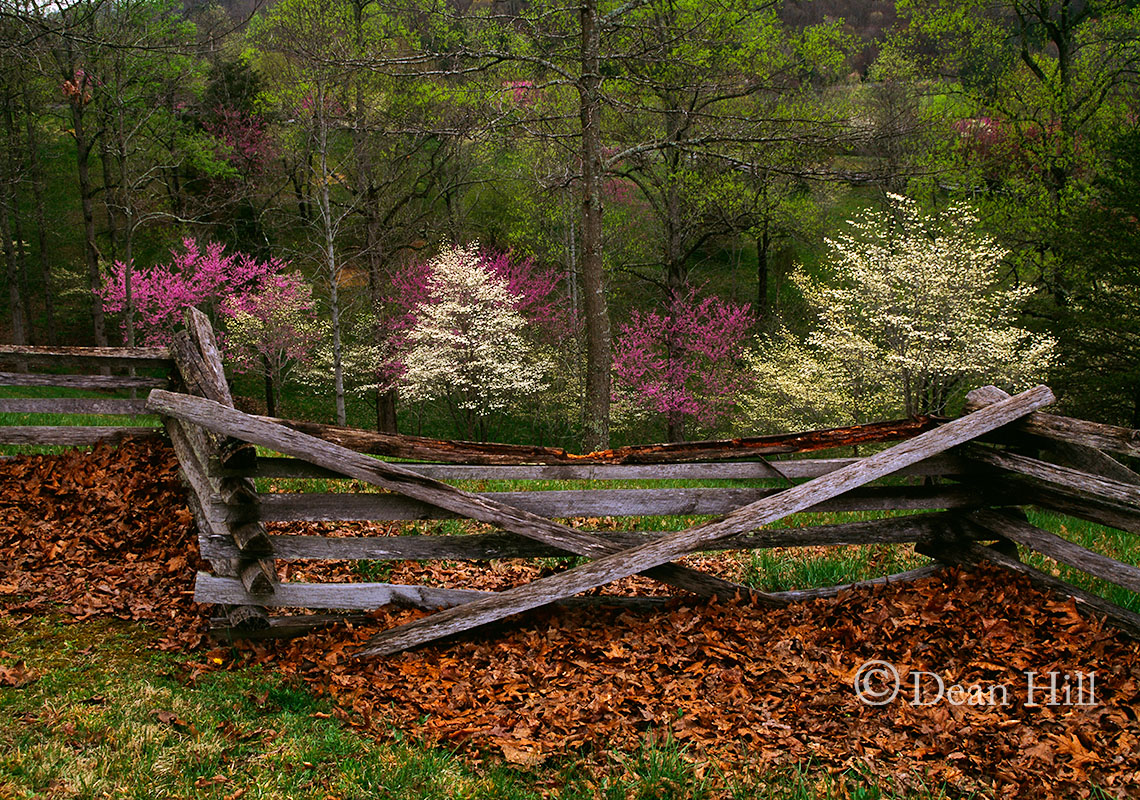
[[745, 194, 1056, 431], [398, 243, 550, 440]]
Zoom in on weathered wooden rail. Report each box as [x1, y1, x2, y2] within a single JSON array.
[[7, 317, 1140, 656], [0, 344, 171, 446]]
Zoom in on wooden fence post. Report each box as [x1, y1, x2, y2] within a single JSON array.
[[165, 309, 277, 632]]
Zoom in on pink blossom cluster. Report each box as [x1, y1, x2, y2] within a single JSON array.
[[613, 288, 754, 429], [503, 80, 535, 105], [204, 106, 274, 175], [218, 271, 322, 374], [99, 239, 285, 346]]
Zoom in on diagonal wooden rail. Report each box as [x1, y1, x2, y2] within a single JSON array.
[[145, 389, 763, 604]]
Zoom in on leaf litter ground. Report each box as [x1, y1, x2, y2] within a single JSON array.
[[1, 440, 1138, 798]]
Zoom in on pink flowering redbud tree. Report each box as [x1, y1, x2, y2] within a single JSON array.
[[100, 239, 283, 346], [219, 271, 323, 418], [612, 288, 754, 442]]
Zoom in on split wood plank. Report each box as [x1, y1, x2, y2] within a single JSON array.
[[200, 513, 953, 562], [965, 385, 1140, 459], [0, 344, 171, 368], [255, 485, 990, 523], [146, 389, 761, 602], [196, 573, 491, 610], [1028, 485, 1140, 536], [179, 310, 256, 468], [0, 372, 167, 389], [965, 446, 1140, 509], [225, 455, 967, 482], [0, 425, 161, 446], [0, 398, 152, 415], [184, 308, 233, 404], [265, 414, 938, 465], [967, 509, 1140, 594], [196, 574, 674, 612], [929, 539, 1140, 639], [355, 385, 1056, 656], [966, 385, 1140, 487]]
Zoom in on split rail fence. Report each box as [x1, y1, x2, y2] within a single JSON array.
[[5, 312, 1140, 656], [0, 344, 170, 447]]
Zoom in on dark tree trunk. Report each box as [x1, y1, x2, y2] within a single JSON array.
[[264, 362, 277, 419], [756, 227, 770, 321], [377, 388, 398, 433], [22, 85, 54, 343], [1, 180, 26, 347], [71, 102, 107, 346], [579, 0, 611, 451]]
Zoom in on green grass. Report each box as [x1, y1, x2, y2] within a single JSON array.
[[1023, 509, 1140, 612], [0, 384, 161, 456], [0, 615, 961, 800]]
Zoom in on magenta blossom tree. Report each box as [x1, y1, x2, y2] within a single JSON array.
[[612, 288, 754, 442], [99, 239, 284, 346], [219, 271, 323, 417]]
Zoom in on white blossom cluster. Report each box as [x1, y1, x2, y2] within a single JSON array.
[[744, 194, 1056, 429], [400, 243, 549, 414]]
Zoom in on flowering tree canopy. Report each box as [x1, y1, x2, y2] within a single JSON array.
[[99, 239, 283, 346], [744, 194, 1056, 431], [396, 243, 552, 440], [612, 288, 753, 441], [220, 271, 324, 417]]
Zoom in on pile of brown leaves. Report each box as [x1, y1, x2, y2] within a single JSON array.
[[2, 443, 1139, 798], [0, 439, 209, 649]]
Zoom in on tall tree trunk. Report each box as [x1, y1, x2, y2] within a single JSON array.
[[579, 0, 611, 451], [23, 85, 54, 343], [315, 86, 346, 426], [1, 181, 26, 347], [72, 101, 107, 346], [4, 94, 33, 343], [756, 226, 770, 321], [377, 388, 398, 433], [264, 357, 277, 418]]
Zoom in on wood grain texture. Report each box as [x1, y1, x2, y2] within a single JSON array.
[[0, 398, 152, 415], [254, 485, 991, 522], [966, 446, 1140, 508], [355, 385, 1055, 656], [967, 509, 1140, 594], [195, 574, 674, 612], [184, 308, 233, 405], [966, 385, 1140, 458], [0, 345, 171, 368], [0, 372, 167, 389], [166, 418, 270, 628], [225, 455, 967, 482], [0, 426, 160, 445], [146, 390, 760, 603], [1022, 485, 1140, 535], [199, 514, 953, 562]]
